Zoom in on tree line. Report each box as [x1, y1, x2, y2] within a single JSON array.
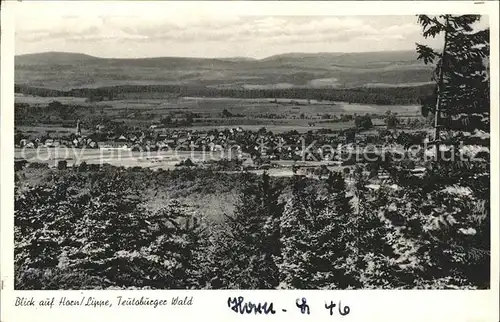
[[14, 83, 435, 106]]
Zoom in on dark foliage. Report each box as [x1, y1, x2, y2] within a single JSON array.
[[416, 15, 490, 133], [15, 174, 205, 290], [15, 83, 435, 106]]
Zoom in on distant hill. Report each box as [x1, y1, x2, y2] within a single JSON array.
[[221, 57, 259, 62], [262, 50, 422, 66], [15, 50, 434, 90]]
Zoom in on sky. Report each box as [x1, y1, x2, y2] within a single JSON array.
[[13, 1, 489, 59]]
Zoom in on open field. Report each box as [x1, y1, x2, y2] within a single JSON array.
[[15, 148, 234, 168], [15, 94, 90, 105], [15, 94, 420, 135], [16, 94, 421, 115], [98, 97, 421, 115]]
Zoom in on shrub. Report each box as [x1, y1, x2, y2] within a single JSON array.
[[78, 161, 88, 172], [57, 160, 67, 170]]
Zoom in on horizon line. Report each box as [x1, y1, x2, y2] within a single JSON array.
[[15, 48, 423, 61]]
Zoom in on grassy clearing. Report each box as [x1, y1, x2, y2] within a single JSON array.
[[98, 97, 420, 116], [15, 94, 90, 106]]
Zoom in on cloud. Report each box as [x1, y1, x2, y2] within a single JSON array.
[[19, 15, 421, 48], [15, 3, 452, 58]]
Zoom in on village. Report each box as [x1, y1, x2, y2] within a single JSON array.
[[16, 116, 430, 152], [15, 116, 439, 183]]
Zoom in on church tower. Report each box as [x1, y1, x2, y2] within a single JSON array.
[[76, 119, 81, 136]]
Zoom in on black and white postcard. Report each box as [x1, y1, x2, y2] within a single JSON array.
[[1, 1, 499, 321]]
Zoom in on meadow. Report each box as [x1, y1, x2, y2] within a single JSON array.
[[99, 96, 421, 115]]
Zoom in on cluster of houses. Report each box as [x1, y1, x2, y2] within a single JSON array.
[[15, 118, 437, 169], [16, 120, 100, 149], [15, 120, 447, 184], [95, 126, 381, 162], [17, 136, 99, 149]]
